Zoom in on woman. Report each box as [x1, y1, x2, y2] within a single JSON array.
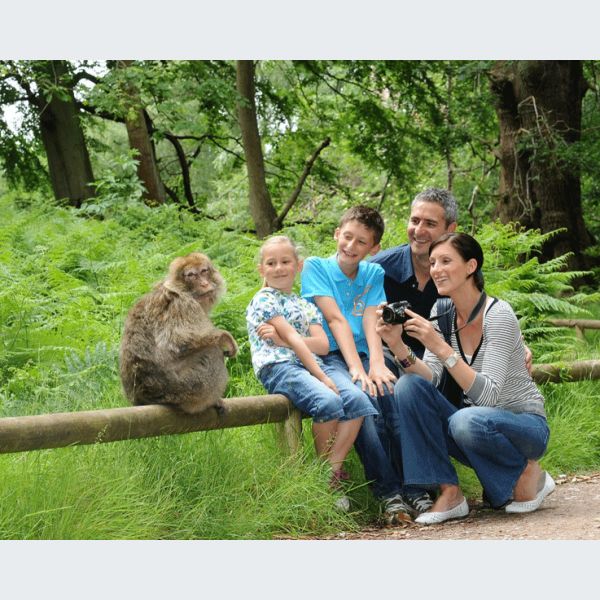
[[376, 232, 553, 524]]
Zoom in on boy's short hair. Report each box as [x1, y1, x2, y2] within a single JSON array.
[[338, 205, 385, 244]]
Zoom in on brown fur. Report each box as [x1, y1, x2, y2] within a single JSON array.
[[119, 253, 238, 414]]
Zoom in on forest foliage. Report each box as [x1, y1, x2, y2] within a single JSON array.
[[1, 60, 600, 539]]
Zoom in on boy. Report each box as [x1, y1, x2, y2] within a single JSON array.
[[300, 206, 413, 523]]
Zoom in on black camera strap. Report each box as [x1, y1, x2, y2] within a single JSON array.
[[454, 291, 487, 333], [429, 291, 487, 333]]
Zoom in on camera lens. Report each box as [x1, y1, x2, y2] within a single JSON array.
[[381, 305, 396, 324]]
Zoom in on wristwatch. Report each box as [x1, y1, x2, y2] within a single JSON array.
[[443, 351, 460, 369]]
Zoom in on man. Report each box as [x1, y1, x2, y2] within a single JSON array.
[[371, 187, 457, 359]]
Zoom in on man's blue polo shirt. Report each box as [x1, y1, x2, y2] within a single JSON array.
[[301, 255, 385, 356], [370, 243, 439, 358]]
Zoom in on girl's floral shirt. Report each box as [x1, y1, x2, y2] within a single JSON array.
[[246, 286, 325, 376]]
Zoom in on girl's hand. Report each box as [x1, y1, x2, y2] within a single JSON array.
[[257, 323, 288, 347], [320, 376, 340, 395]]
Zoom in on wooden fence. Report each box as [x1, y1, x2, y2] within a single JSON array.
[[548, 318, 600, 340], [0, 359, 598, 455]]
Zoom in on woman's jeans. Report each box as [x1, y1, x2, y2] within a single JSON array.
[[383, 374, 550, 508]]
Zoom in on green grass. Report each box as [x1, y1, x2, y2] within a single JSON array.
[[0, 427, 362, 540], [1, 192, 599, 539]]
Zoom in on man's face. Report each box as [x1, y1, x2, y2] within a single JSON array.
[[407, 200, 455, 260]]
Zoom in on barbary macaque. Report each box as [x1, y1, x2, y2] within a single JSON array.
[[119, 253, 237, 414]]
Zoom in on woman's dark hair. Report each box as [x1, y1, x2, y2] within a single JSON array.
[[429, 232, 485, 291]]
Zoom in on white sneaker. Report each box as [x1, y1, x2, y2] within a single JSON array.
[[505, 471, 555, 514], [334, 495, 351, 512], [415, 498, 469, 525]]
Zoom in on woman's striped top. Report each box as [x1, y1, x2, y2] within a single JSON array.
[[424, 298, 546, 418]]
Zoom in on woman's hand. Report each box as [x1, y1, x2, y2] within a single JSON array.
[[257, 323, 288, 347], [375, 303, 404, 347], [401, 308, 442, 352]]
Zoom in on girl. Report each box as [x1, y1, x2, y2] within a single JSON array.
[[376, 232, 552, 524], [246, 236, 378, 503]]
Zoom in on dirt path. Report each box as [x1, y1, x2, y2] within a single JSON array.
[[326, 472, 600, 540]]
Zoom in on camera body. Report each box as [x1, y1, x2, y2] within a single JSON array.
[[381, 301, 412, 325]]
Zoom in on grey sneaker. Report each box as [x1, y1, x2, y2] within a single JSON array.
[[382, 494, 413, 525], [404, 493, 434, 516]]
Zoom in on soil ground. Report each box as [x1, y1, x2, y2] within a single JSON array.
[[321, 472, 600, 540]]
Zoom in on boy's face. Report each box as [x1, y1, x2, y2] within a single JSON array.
[[334, 220, 380, 271]]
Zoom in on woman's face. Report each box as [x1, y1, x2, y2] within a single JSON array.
[[429, 241, 478, 296]]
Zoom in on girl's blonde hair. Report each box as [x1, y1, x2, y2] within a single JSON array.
[[258, 235, 302, 263]]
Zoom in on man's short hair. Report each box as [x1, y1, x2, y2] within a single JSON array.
[[412, 188, 458, 226], [339, 205, 385, 244]]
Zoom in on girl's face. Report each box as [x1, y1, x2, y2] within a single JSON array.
[[258, 242, 302, 293], [429, 241, 477, 296]]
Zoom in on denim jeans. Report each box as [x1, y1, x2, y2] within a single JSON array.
[[258, 360, 378, 422], [388, 374, 550, 508], [323, 351, 403, 499]]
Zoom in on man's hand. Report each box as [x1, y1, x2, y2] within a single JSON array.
[[523, 338, 533, 376]]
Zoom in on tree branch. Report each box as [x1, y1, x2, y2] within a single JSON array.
[[274, 137, 330, 229], [72, 70, 102, 86], [77, 101, 125, 123], [163, 131, 197, 211]]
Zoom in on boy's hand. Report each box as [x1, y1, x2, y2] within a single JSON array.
[[368, 363, 397, 396], [349, 366, 376, 397]]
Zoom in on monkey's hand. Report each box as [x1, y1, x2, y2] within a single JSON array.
[[221, 331, 238, 358]]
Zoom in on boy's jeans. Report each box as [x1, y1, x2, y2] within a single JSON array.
[[322, 351, 404, 499]]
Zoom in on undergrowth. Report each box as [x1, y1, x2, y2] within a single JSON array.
[[0, 192, 598, 539]]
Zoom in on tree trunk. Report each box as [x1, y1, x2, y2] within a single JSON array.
[[34, 61, 95, 208], [489, 61, 594, 272], [117, 60, 166, 205], [236, 60, 277, 238]]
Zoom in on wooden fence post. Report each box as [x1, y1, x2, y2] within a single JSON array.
[[277, 403, 303, 456]]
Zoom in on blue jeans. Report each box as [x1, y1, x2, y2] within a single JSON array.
[[258, 360, 378, 422], [388, 374, 550, 508], [323, 351, 403, 499]]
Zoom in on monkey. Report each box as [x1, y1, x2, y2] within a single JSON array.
[[119, 252, 238, 415]]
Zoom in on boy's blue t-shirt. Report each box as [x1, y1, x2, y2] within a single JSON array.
[[300, 255, 385, 356]]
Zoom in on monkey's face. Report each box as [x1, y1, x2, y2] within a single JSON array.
[[183, 262, 224, 309]]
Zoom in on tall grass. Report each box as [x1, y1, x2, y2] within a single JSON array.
[[1, 192, 598, 539]]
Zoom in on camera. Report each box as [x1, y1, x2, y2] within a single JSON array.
[[381, 301, 412, 325]]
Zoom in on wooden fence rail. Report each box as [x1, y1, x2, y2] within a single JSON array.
[[0, 360, 598, 455], [548, 319, 600, 340], [0, 394, 303, 455]]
